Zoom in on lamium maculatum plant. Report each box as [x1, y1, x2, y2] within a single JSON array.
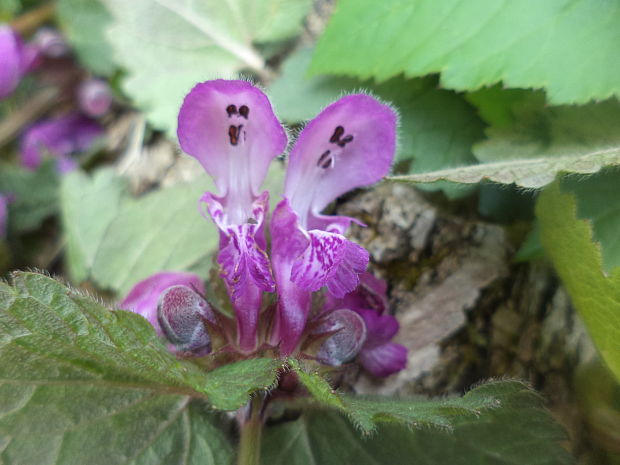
[[118, 79, 407, 463]]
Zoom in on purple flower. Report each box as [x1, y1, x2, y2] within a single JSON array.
[[176, 79, 401, 372], [178, 80, 287, 352], [78, 78, 112, 117], [271, 95, 396, 353], [20, 113, 104, 173], [120, 271, 205, 336], [0, 194, 9, 238], [0, 25, 38, 100]]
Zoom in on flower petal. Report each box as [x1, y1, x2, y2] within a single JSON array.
[[291, 229, 368, 298], [0, 26, 24, 99], [314, 308, 367, 366], [20, 113, 104, 172], [284, 94, 396, 229], [355, 308, 399, 346], [270, 199, 312, 354], [177, 80, 287, 202], [120, 271, 205, 335], [359, 341, 407, 378]]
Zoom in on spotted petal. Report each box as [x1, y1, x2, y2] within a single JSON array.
[[291, 229, 369, 298], [284, 94, 396, 230], [178, 80, 287, 224]]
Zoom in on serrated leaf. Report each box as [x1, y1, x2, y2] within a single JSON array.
[[310, 0, 620, 105], [268, 47, 484, 197], [287, 359, 344, 410], [57, 0, 116, 75], [60, 168, 218, 295], [0, 161, 59, 234], [1, 272, 279, 403], [537, 182, 620, 382], [204, 358, 282, 411], [262, 381, 572, 465], [101, 0, 311, 133]]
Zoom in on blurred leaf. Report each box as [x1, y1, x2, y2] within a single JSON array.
[[310, 0, 620, 105], [57, 0, 116, 75], [269, 47, 484, 197], [514, 221, 545, 263], [537, 183, 620, 382], [561, 169, 620, 272], [477, 183, 535, 223], [262, 381, 572, 464], [60, 168, 125, 284], [101, 0, 311, 133], [0, 160, 58, 234], [60, 168, 218, 295], [0, 0, 20, 20]]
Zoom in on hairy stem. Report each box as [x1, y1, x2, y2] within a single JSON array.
[[10, 2, 55, 35], [237, 396, 263, 465]]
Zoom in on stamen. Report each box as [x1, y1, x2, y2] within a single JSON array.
[[239, 105, 249, 119], [317, 150, 333, 169], [329, 126, 345, 143], [337, 134, 354, 148], [226, 105, 237, 117], [228, 124, 243, 146]]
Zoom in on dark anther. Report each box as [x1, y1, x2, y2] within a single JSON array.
[[337, 134, 354, 148], [239, 105, 250, 119], [329, 126, 345, 143], [228, 124, 243, 146], [226, 105, 237, 117], [317, 150, 333, 169]]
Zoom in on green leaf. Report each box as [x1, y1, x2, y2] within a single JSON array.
[[0, 396, 232, 465], [0, 161, 59, 234], [60, 168, 218, 295], [287, 359, 344, 410], [268, 47, 484, 196], [310, 0, 620, 105], [390, 95, 620, 188], [0, 272, 279, 410], [101, 0, 311, 133], [57, 0, 117, 75], [537, 182, 620, 382], [262, 381, 572, 465], [561, 169, 620, 272], [204, 358, 283, 411]]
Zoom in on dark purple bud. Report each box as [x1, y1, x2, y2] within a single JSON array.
[[32, 27, 69, 58], [157, 285, 214, 356], [77, 78, 112, 117], [314, 308, 367, 366]]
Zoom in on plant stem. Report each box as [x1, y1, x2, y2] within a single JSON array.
[[237, 397, 263, 465], [11, 2, 55, 35]]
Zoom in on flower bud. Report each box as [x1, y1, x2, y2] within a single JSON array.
[[157, 285, 214, 356], [314, 309, 367, 366], [77, 78, 112, 117], [32, 27, 69, 58]]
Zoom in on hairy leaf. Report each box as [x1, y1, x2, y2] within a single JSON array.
[[0, 272, 280, 408], [537, 183, 620, 382], [311, 0, 620, 104], [262, 381, 572, 464], [60, 168, 218, 295], [101, 0, 311, 133]]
